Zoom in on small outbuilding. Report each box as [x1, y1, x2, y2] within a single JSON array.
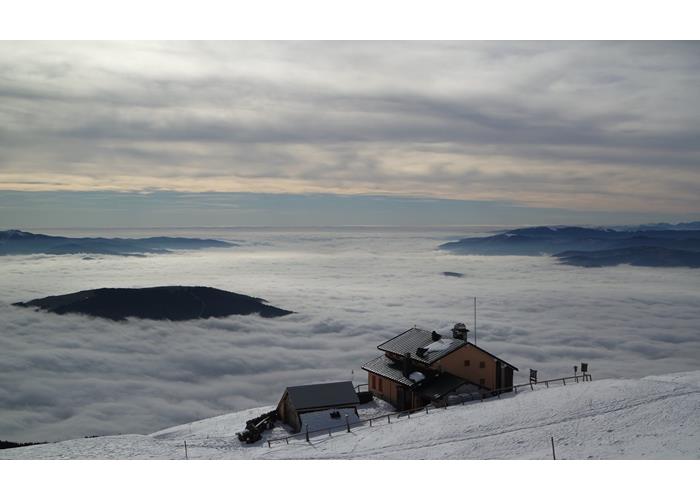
[[276, 381, 360, 432]]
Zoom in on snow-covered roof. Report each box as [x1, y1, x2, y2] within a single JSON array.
[[361, 355, 415, 386], [425, 338, 456, 353], [377, 327, 465, 364]]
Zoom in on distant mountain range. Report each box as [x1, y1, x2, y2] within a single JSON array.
[[555, 247, 700, 268], [0, 229, 234, 256], [13, 286, 294, 321], [439, 225, 700, 268], [612, 221, 700, 231]]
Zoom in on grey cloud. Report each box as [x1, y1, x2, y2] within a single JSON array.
[[0, 42, 699, 212]]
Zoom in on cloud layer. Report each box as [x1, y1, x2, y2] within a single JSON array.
[[1, 228, 699, 442], [1, 42, 699, 214]]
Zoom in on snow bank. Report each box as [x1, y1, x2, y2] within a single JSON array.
[[300, 409, 360, 432], [2, 371, 698, 459]]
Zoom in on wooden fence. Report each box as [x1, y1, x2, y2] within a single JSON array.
[[266, 372, 592, 447]]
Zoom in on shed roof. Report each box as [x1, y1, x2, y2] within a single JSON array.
[[362, 356, 479, 399], [361, 355, 415, 386], [377, 327, 464, 364], [284, 381, 359, 411]]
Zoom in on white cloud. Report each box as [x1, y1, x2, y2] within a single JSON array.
[[0, 229, 698, 442]]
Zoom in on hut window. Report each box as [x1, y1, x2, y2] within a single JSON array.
[[479, 361, 485, 369], [464, 360, 470, 367], [378, 377, 383, 392]]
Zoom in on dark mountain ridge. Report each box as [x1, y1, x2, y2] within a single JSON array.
[[13, 286, 294, 321], [439, 226, 700, 255], [439, 226, 700, 268], [0, 229, 234, 256], [555, 246, 700, 268]]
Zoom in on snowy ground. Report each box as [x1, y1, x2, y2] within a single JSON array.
[[2, 371, 698, 459]]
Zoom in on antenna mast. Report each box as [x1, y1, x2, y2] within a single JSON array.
[[474, 296, 477, 345]]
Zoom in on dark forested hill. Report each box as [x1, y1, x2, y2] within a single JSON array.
[[14, 286, 294, 321]]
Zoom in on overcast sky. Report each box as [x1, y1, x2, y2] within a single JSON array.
[[1, 41, 699, 226]]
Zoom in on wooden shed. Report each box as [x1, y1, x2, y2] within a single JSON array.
[[276, 381, 360, 432]]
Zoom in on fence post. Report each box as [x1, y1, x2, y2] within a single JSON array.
[[305, 425, 309, 443], [563, 378, 566, 386], [369, 418, 373, 427], [329, 428, 332, 437], [426, 407, 429, 414], [286, 437, 289, 444], [184, 440, 188, 460], [551, 436, 556, 460], [388, 415, 391, 424], [545, 381, 549, 388], [268, 440, 271, 448], [346, 416, 351, 432]]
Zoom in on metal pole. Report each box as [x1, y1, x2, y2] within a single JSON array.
[[474, 297, 477, 345], [551, 436, 556, 460]]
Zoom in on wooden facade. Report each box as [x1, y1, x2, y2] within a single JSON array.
[[435, 343, 514, 390], [368, 373, 422, 410]]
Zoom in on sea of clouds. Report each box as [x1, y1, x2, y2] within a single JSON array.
[[1, 227, 699, 442]]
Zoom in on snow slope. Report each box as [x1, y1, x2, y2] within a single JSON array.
[[2, 372, 698, 459]]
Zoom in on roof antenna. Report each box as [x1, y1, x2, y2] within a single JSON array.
[[474, 297, 477, 346]]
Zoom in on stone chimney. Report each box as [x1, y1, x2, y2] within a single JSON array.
[[451, 322, 469, 341], [402, 352, 412, 376]]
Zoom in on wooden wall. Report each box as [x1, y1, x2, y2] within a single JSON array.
[[436, 344, 498, 389], [368, 372, 421, 410]]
